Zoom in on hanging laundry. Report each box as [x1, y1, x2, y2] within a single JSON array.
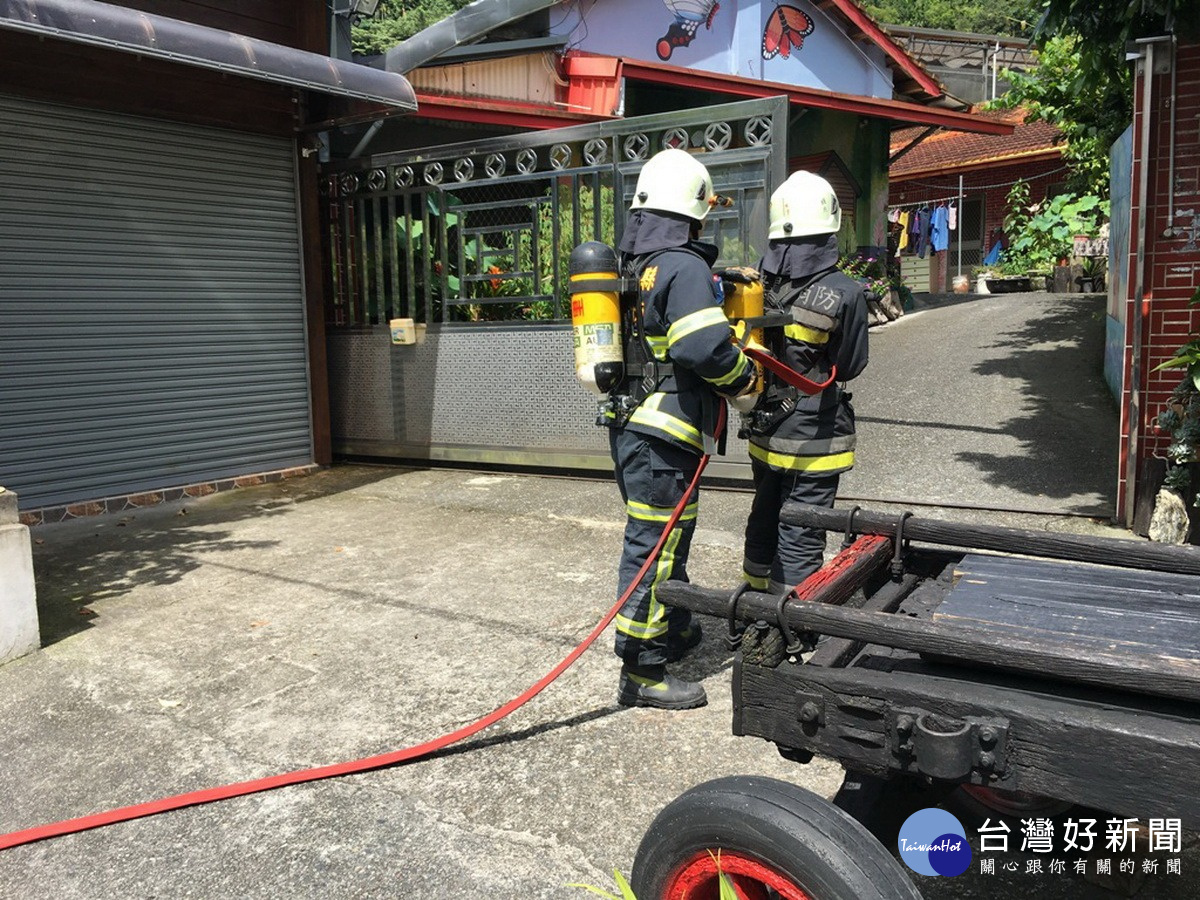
[[930, 204, 949, 253], [915, 207, 932, 258], [898, 210, 910, 251], [983, 228, 1007, 266], [947, 202, 957, 231]]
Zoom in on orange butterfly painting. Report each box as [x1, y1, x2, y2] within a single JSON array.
[[762, 2, 815, 60]]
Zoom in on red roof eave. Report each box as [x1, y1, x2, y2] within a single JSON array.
[[413, 92, 613, 131], [825, 0, 942, 98], [613, 56, 1013, 135]]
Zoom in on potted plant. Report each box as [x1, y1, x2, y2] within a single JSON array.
[[839, 254, 905, 322], [985, 254, 1035, 293], [1002, 180, 1110, 293], [1075, 256, 1106, 293]]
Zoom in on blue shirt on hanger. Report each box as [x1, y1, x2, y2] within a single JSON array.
[[930, 205, 949, 252]]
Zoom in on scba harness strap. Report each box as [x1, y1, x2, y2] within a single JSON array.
[[742, 270, 844, 435], [599, 249, 682, 427]]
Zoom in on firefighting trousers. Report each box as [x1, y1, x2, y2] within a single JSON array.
[[742, 457, 841, 594], [609, 428, 699, 667]]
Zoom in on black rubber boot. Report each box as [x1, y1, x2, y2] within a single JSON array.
[[665, 621, 703, 663], [617, 665, 707, 710]]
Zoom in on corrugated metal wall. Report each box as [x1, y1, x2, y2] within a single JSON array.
[[0, 94, 313, 509]]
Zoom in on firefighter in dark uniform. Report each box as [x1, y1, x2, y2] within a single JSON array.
[[738, 171, 869, 595], [606, 148, 761, 710]]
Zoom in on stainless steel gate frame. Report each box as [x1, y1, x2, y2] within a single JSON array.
[[322, 96, 788, 478]]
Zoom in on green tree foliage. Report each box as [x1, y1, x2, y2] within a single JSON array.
[[995, 1, 1200, 198], [861, 0, 1040, 37], [352, 0, 474, 56], [1001, 178, 1109, 273], [1038, 0, 1200, 70], [991, 35, 1127, 197]]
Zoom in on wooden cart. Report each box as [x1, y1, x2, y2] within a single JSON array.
[[630, 504, 1200, 900]]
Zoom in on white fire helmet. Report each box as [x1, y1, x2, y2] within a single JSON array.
[[629, 148, 715, 223], [768, 171, 842, 239]]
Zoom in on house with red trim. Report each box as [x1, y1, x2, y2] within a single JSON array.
[[355, 0, 1011, 259], [888, 107, 1066, 292], [302, 0, 1016, 482]]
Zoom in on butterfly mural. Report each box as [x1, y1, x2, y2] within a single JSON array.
[[762, 2, 815, 60], [655, 0, 721, 61]]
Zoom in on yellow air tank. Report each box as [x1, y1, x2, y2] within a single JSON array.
[[569, 241, 625, 396], [721, 268, 764, 345]]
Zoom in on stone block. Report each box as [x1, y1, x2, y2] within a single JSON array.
[[0, 486, 16, 525], [0, 487, 40, 665]]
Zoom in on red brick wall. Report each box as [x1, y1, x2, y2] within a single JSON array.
[[890, 155, 1066, 257], [1120, 40, 1200, 520]]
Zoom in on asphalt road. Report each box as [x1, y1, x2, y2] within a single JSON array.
[[843, 291, 1120, 517]]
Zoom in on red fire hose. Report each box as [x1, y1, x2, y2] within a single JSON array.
[[0, 413, 724, 853], [743, 347, 836, 396]]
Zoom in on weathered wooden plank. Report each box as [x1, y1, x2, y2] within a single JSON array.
[[787, 534, 893, 605], [807, 572, 922, 668], [660, 533, 892, 615], [938, 553, 1200, 655], [955, 553, 1200, 600], [945, 556, 1200, 628], [736, 661, 1200, 828], [934, 597, 1200, 659], [943, 578, 1200, 621], [939, 579, 1200, 631], [661, 581, 1200, 703], [782, 503, 1200, 576]]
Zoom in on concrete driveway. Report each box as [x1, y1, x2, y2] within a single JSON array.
[[0, 467, 847, 899], [2, 292, 1191, 899]]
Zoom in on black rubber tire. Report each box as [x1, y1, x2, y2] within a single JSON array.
[[631, 775, 924, 900]]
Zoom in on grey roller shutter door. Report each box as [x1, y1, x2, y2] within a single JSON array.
[[0, 94, 313, 509]]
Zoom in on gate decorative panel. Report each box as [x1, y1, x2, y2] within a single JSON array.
[[322, 96, 787, 475]]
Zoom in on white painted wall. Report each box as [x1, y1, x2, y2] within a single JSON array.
[[552, 0, 894, 99]]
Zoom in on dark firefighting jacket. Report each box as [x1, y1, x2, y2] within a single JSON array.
[[746, 236, 869, 474], [604, 211, 755, 454]]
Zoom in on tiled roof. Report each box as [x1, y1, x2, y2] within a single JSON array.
[[890, 107, 1063, 179]]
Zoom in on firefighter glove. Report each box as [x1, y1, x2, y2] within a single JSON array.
[[729, 356, 765, 413], [717, 266, 761, 285]]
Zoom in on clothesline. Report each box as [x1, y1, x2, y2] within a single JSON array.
[[888, 195, 959, 210], [899, 165, 1069, 194]]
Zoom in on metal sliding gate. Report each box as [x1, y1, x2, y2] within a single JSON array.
[[322, 96, 787, 477]]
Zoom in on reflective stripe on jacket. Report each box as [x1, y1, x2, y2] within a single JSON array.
[[620, 244, 754, 453], [747, 267, 869, 475]]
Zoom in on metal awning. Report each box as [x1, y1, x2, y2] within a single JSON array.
[[0, 0, 417, 117]]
